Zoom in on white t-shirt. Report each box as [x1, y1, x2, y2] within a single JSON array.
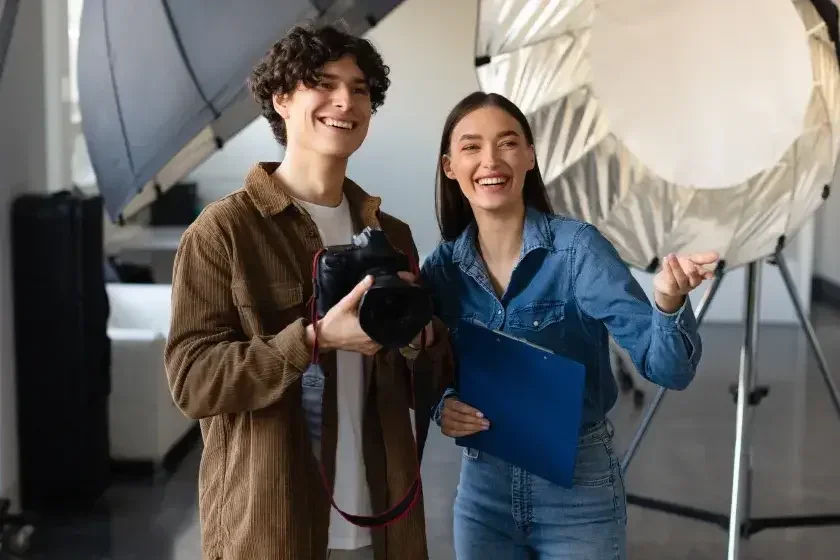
[[295, 195, 372, 550]]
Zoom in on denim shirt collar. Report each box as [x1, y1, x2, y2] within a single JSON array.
[[452, 205, 553, 268]]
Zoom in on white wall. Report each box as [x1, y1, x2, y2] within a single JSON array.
[[0, 0, 50, 510], [345, 0, 481, 254], [188, 118, 279, 208], [188, 0, 818, 324]]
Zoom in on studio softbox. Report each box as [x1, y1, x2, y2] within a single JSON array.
[[77, 0, 404, 222], [475, 0, 840, 271]]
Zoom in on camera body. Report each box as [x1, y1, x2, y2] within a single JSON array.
[[313, 227, 433, 348]]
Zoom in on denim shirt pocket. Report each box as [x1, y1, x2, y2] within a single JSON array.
[[508, 301, 565, 332]]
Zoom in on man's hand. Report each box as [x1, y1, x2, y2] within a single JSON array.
[[653, 251, 720, 313], [308, 275, 382, 356], [397, 271, 435, 349], [441, 398, 489, 438]]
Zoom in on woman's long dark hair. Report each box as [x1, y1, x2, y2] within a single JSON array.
[[435, 91, 553, 242]]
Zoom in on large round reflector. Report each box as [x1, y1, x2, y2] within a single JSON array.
[[475, 0, 840, 270]]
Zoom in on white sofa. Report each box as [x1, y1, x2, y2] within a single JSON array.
[[106, 283, 195, 466]]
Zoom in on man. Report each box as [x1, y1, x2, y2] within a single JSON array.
[[164, 24, 452, 560]]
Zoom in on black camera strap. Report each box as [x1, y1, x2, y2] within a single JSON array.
[[305, 248, 434, 529]]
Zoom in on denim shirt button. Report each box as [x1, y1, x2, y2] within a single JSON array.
[[533, 320, 540, 327]]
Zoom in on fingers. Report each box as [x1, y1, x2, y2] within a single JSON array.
[[678, 256, 705, 287], [441, 420, 487, 438], [663, 254, 688, 293], [447, 398, 485, 418], [666, 253, 714, 293], [689, 251, 720, 265], [335, 275, 374, 311], [441, 399, 489, 438]]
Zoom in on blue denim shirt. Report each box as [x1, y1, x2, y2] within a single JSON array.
[[422, 207, 702, 428]]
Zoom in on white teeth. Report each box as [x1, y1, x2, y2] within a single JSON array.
[[321, 117, 354, 130], [477, 177, 507, 185]]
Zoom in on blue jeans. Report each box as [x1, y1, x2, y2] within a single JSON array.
[[453, 421, 627, 559]]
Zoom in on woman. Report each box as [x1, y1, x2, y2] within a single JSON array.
[[420, 91, 717, 559]]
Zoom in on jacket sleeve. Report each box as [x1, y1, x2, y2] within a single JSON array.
[[572, 224, 702, 390], [399, 242, 455, 409], [164, 227, 312, 419]]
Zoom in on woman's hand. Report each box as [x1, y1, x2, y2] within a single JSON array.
[[441, 397, 490, 438], [653, 252, 720, 313]]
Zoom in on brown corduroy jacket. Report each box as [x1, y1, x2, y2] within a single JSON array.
[[164, 162, 453, 560]]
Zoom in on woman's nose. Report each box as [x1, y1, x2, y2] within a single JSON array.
[[481, 149, 501, 168]]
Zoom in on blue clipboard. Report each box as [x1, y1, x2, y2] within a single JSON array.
[[454, 319, 586, 488]]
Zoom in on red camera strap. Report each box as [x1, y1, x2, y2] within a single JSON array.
[[304, 248, 432, 528]]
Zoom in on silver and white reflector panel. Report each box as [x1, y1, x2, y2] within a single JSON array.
[[475, 0, 840, 270]]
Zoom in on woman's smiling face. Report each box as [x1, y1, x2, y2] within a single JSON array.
[[442, 105, 536, 215]]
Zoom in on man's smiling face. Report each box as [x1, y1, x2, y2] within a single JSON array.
[[273, 55, 373, 159]]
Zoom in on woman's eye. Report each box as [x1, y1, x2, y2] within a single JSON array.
[[462, 144, 478, 151], [501, 140, 517, 148]]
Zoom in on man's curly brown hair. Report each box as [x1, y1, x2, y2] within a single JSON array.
[[249, 24, 391, 146]]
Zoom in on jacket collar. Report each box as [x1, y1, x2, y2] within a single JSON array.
[[452, 205, 553, 266], [244, 162, 382, 227]]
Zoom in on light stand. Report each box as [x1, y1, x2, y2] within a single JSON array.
[[620, 241, 840, 559]]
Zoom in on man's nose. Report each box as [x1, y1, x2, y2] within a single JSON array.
[[332, 85, 354, 110]]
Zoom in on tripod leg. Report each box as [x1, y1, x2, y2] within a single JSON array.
[[774, 251, 840, 417], [621, 274, 724, 474], [728, 261, 762, 559]]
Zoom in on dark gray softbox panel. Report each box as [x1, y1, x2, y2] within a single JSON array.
[[0, 0, 20, 84], [77, 0, 404, 221]]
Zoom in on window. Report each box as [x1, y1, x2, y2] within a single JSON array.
[[67, 0, 96, 190]]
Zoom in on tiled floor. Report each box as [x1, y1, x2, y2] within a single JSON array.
[[5, 304, 840, 560]]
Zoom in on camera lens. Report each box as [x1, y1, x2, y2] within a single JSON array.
[[371, 294, 401, 322], [358, 282, 433, 347]]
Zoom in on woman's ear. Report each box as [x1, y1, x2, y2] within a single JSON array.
[[442, 155, 456, 180], [272, 92, 290, 119], [527, 144, 536, 171]]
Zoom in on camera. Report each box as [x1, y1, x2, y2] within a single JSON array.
[[313, 227, 433, 348]]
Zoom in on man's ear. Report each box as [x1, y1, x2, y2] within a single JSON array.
[[272, 92, 290, 120], [442, 155, 456, 180]]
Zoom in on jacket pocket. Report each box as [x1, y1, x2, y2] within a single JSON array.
[[232, 281, 303, 310], [231, 281, 304, 336]]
